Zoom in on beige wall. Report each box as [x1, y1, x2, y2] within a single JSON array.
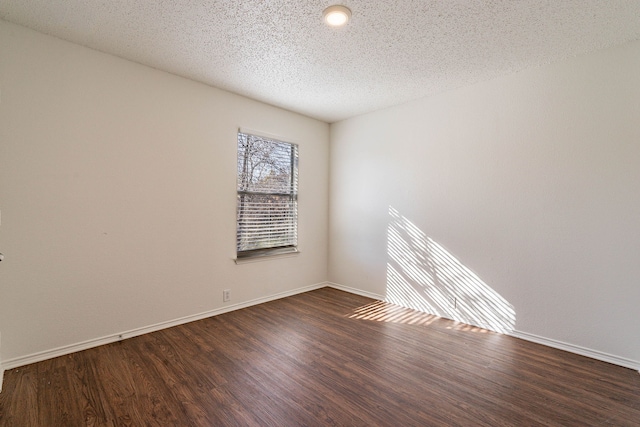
[[2, 17, 639, 372], [0, 20, 329, 364], [329, 40, 640, 367]]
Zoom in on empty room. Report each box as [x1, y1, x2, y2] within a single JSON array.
[[1, 1, 639, 425]]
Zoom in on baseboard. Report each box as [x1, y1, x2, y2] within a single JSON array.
[[4, 281, 638, 375], [510, 330, 640, 372], [327, 282, 640, 372], [326, 282, 385, 301], [2, 282, 328, 371]]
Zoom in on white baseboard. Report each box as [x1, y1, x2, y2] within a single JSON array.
[[327, 282, 640, 372], [509, 330, 640, 372], [2, 282, 327, 371], [3, 282, 638, 375], [326, 282, 385, 300]]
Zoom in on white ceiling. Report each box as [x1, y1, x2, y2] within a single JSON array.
[[2, 1, 640, 123]]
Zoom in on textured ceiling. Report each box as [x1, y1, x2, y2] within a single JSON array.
[[2, 1, 640, 123]]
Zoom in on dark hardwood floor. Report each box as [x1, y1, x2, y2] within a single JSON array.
[[1, 287, 639, 426]]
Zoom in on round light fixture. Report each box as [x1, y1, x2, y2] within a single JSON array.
[[323, 5, 351, 27]]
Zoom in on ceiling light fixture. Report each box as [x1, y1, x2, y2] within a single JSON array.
[[323, 5, 351, 27]]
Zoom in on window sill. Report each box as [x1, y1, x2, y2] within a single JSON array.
[[234, 248, 300, 264]]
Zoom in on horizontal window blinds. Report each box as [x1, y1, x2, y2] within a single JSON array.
[[237, 132, 298, 256]]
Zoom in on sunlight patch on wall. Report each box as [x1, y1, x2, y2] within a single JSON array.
[[386, 206, 516, 334]]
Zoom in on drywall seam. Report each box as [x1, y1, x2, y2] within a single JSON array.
[[2, 282, 328, 371], [327, 282, 640, 371]]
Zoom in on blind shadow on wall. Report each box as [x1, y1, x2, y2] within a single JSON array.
[[384, 206, 516, 334]]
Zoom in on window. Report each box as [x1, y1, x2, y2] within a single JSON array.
[[236, 131, 299, 259]]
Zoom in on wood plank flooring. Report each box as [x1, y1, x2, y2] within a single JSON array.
[[1, 287, 639, 426]]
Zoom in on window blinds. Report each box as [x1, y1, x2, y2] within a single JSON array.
[[236, 132, 298, 257]]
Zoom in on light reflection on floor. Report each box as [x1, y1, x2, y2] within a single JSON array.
[[347, 299, 493, 333]]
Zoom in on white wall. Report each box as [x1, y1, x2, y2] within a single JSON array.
[[0, 20, 329, 365], [2, 17, 639, 373], [329, 40, 640, 367]]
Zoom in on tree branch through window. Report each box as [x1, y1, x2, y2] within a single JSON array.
[[236, 132, 298, 258]]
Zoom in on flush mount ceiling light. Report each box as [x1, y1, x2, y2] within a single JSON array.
[[323, 5, 352, 27]]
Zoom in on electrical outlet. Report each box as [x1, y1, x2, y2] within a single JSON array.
[[223, 289, 231, 302]]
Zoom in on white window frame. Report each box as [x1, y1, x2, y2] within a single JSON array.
[[236, 130, 299, 260]]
